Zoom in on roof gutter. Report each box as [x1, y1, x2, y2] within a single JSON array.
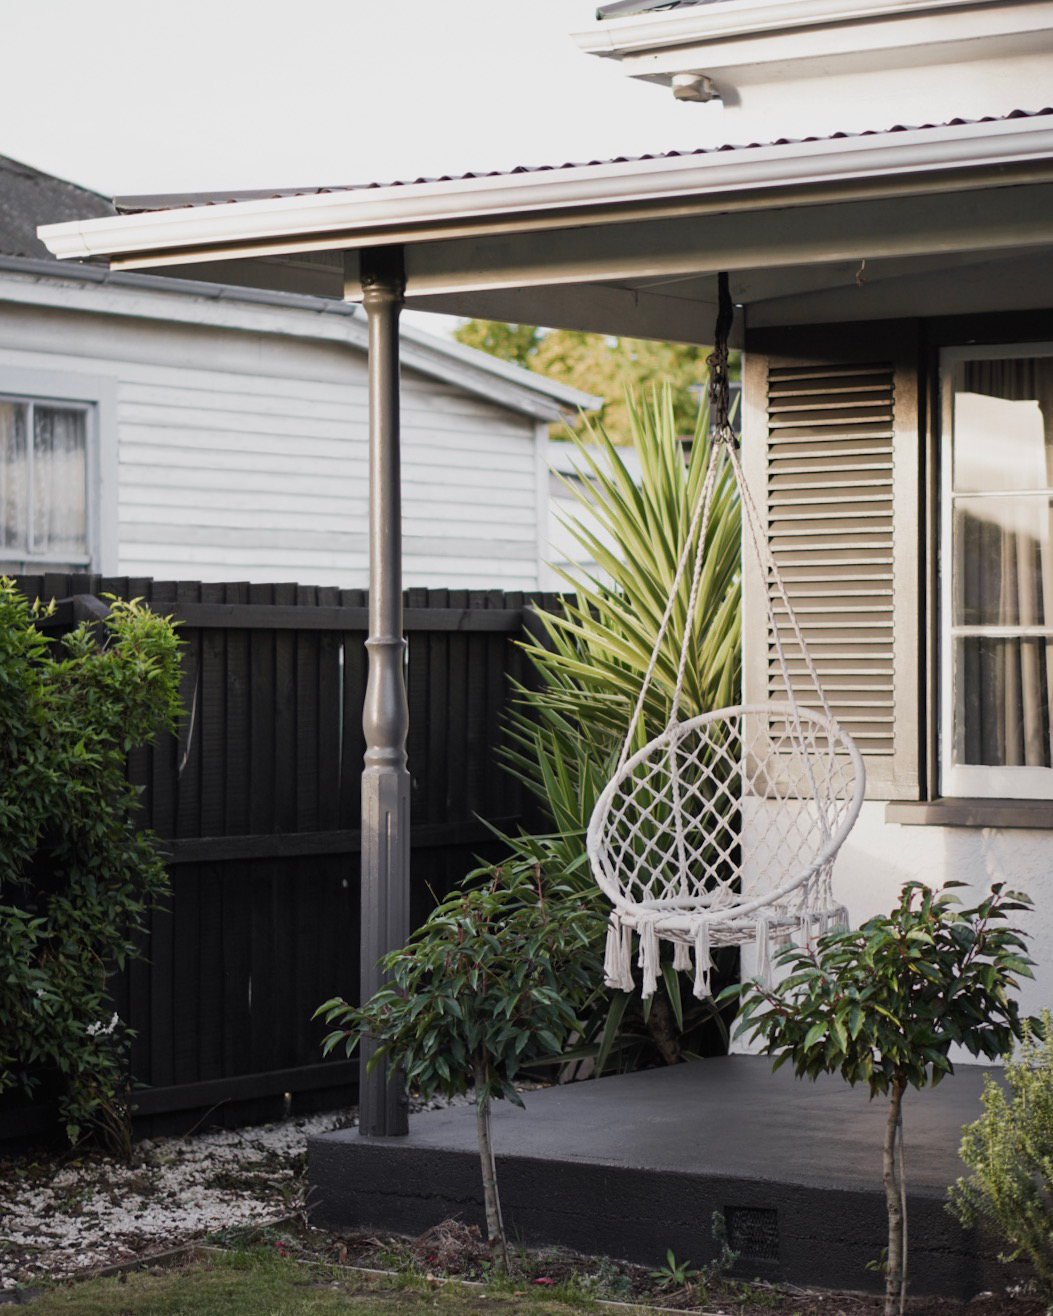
[[576, 0, 1022, 53], [38, 117, 1053, 270]]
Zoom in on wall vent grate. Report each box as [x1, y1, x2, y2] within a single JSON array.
[[724, 1205, 779, 1263]]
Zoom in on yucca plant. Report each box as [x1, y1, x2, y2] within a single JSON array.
[[505, 385, 742, 1073]]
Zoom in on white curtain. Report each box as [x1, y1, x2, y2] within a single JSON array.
[[0, 402, 27, 552], [31, 406, 86, 557], [957, 358, 1053, 768]]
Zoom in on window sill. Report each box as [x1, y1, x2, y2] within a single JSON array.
[[886, 798, 1053, 829]]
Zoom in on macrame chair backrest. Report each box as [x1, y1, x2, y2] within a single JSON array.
[[586, 275, 865, 1000]]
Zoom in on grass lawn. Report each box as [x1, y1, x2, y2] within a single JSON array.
[[26, 1245, 628, 1316]]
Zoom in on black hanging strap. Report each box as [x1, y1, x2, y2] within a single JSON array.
[[706, 271, 735, 445]]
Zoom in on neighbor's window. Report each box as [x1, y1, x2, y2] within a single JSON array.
[[0, 396, 90, 566], [941, 346, 1053, 798]]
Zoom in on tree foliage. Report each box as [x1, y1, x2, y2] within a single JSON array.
[[726, 881, 1035, 1316], [454, 320, 541, 367], [453, 319, 719, 444], [0, 581, 183, 1145], [316, 858, 603, 1268]]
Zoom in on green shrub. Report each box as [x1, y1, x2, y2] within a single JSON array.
[[948, 1008, 1053, 1302], [0, 580, 182, 1144]]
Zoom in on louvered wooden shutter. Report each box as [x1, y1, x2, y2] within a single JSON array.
[[742, 328, 919, 799], [766, 363, 895, 755]]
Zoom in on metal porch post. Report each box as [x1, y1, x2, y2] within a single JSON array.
[[358, 245, 410, 1137]]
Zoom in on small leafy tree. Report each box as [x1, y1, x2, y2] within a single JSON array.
[[725, 881, 1035, 1316], [316, 859, 602, 1270], [948, 1008, 1053, 1301], [0, 581, 182, 1145]]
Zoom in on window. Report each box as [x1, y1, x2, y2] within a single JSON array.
[[0, 397, 91, 568], [941, 345, 1053, 799]]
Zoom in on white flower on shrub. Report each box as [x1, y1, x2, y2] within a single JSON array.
[[85, 1013, 120, 1038]]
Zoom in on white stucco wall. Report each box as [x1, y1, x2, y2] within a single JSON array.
[[733, 801, 1053, 1059]]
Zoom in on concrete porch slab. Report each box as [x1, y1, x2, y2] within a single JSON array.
[[307, 1056, 1005, 1299]]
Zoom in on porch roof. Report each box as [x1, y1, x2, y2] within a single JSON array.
[[37, 108, 1053, 343]]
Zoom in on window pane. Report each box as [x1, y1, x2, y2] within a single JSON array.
[[0, 402, 27, 551], [954, 636, 1053, 767], [953, 358, 1053, 492], [953, 495, 1053, 626], [32, 406, 86, 556]]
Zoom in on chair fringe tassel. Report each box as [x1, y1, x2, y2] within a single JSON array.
[[603, 912, 714, 1001], [603, 917, 635, 993], [602, 905, 850, 1001]]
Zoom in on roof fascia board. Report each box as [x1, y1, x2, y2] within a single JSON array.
[[397, 179, 1053, 295], [0, 256, 587, 421], [37, 118, 1053, 269], [601, 9, 1053, 91], [106, 149, 1053, 285], [575, 0, 1034, 54]]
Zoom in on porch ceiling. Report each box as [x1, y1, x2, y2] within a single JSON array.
[[37, 114, 1053, 342]]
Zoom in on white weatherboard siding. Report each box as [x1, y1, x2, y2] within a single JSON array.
[[400, 387, 541, 589], [0, 277, 547, 589]]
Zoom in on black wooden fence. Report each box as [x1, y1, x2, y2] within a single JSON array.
[[4, 573, 555, 1138]]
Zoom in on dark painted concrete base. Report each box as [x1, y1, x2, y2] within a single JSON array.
[[307, 1056, 1005, 1299]]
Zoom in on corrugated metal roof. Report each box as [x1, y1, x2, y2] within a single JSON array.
[[112, 108, 1053, 216], [0, 154, 114, 259]]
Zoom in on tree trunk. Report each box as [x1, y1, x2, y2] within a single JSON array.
[[883, 1074, 908, 1316], [645, 990, 682, 1066], [474, 1061, 509, 1272]]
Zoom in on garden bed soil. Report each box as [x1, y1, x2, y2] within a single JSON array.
[[311, 1220, 1045, 1316], [0, 1108, 1044, 1315]]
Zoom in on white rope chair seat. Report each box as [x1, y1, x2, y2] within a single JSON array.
[[587, 701, 865, 999]]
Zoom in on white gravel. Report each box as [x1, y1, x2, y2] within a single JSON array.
[[0, 1108, 350, 1286], [0, 1092, 477, 1291]]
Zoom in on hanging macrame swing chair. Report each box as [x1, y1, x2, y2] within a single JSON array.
[[586, 276, 866, 1002]]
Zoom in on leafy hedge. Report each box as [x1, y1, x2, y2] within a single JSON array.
[[0, 580, 182, 1143]]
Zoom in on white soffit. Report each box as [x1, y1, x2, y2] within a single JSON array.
[[36, 115, 1053, 272]]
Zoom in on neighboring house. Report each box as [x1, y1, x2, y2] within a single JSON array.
[[38, 0, 1053, 1019], [0, 155, 593, 590]]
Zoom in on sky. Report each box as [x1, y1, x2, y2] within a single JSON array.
[[3, 0, 717, 200]]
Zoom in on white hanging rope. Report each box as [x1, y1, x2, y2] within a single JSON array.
[[586, 274, 865, 1000]]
